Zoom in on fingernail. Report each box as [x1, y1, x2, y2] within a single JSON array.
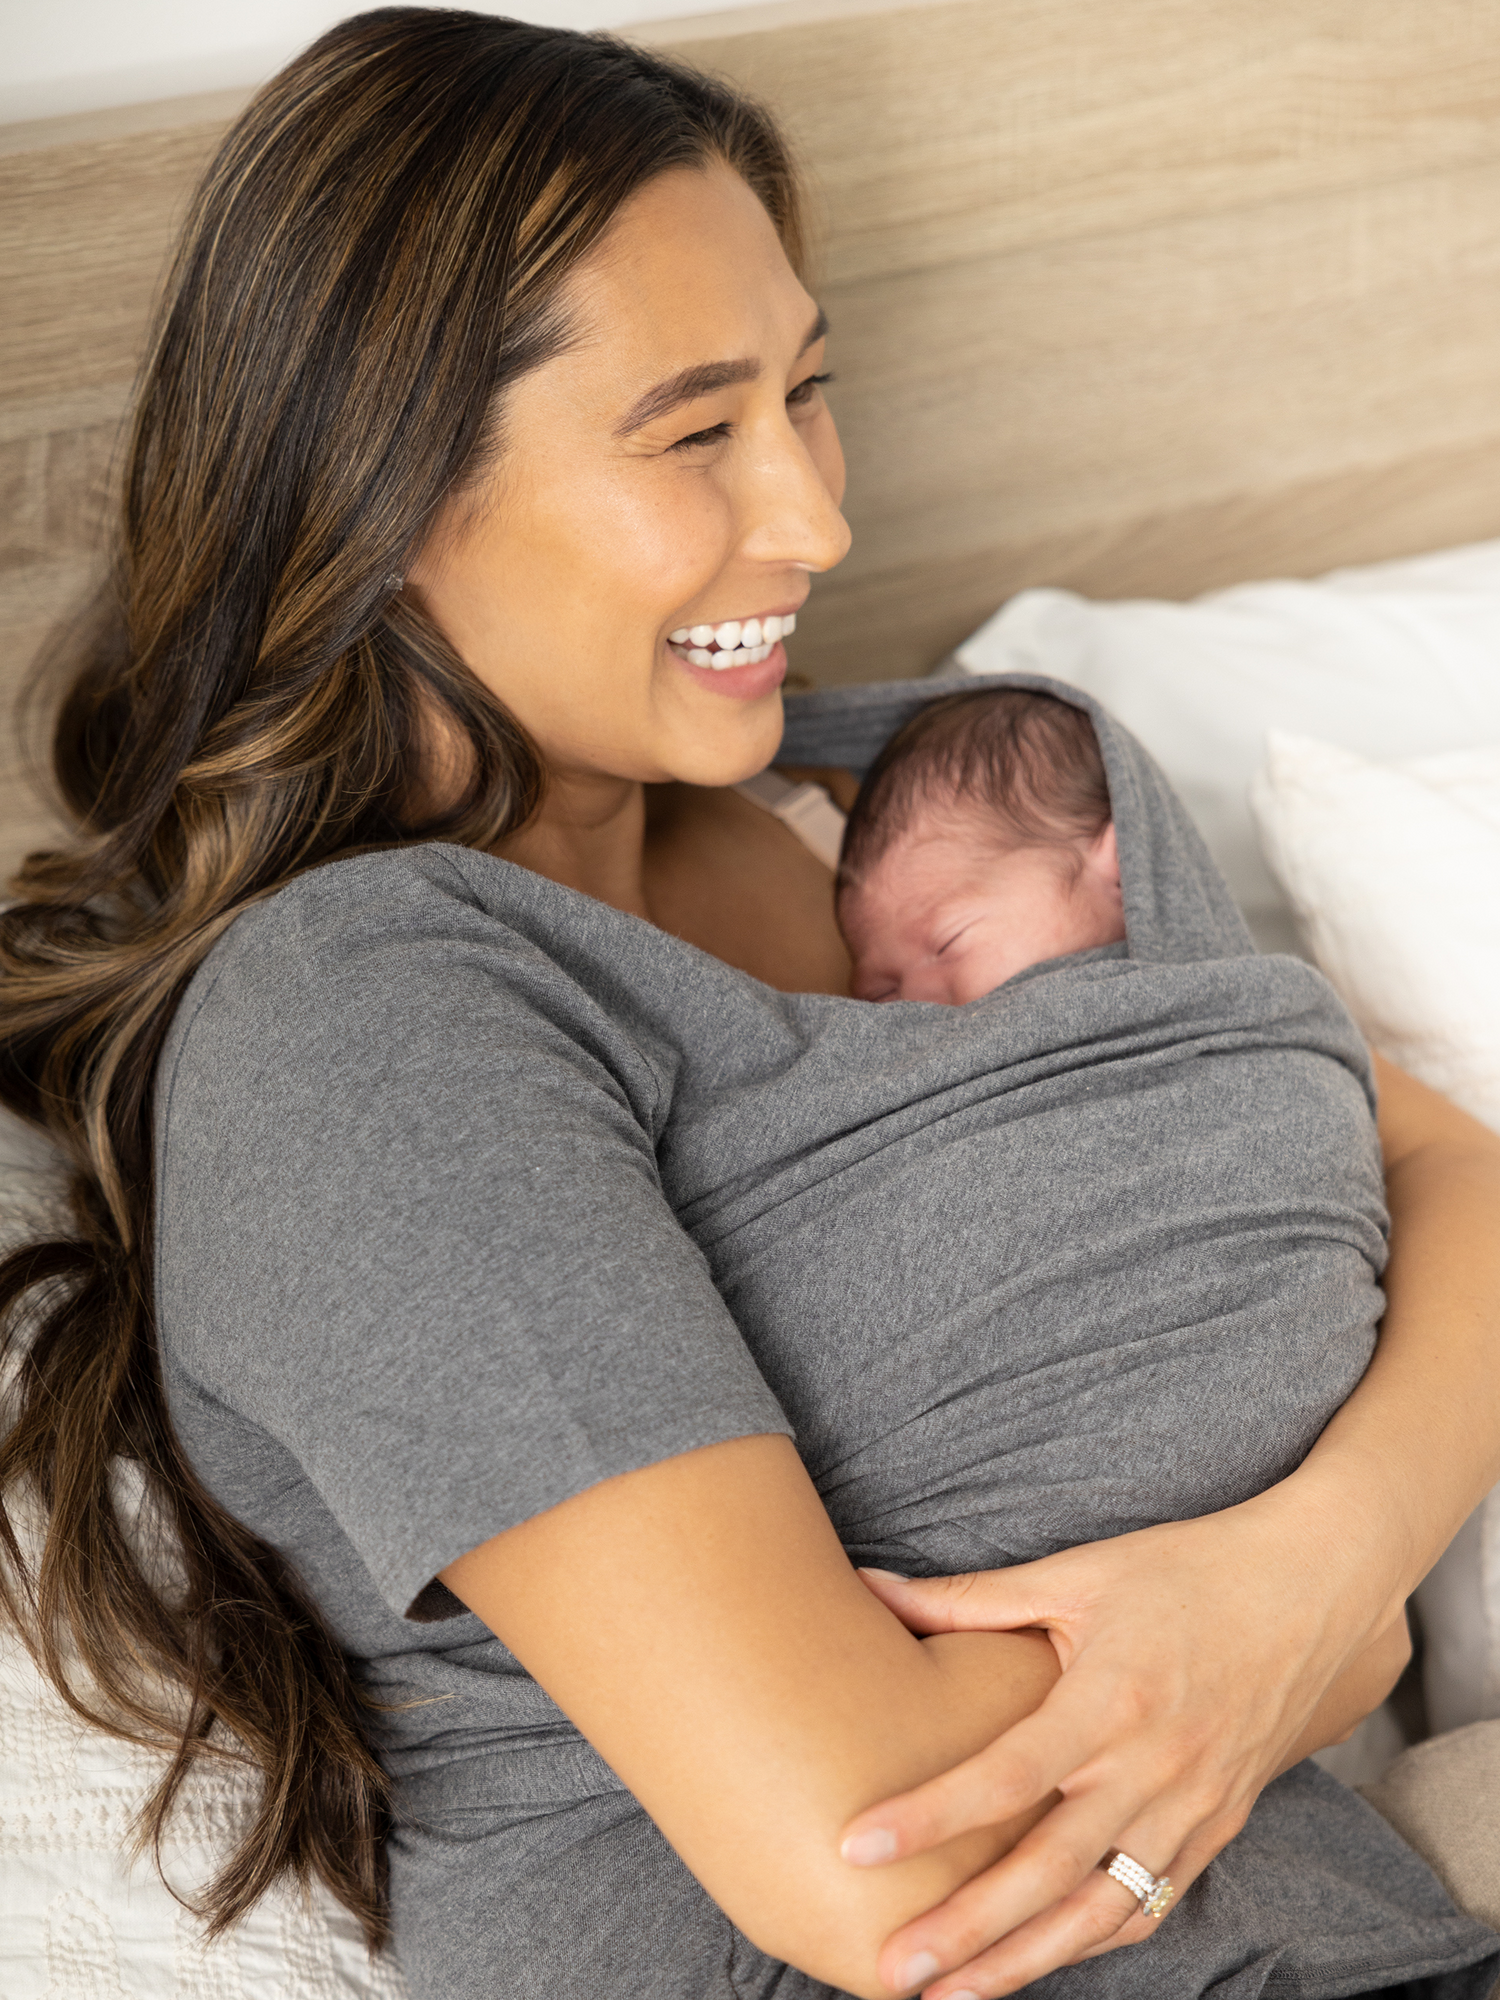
[[857, 1566, 910, 1579], [897, 1951, 942, 1989], [946, 1991, 981, 2000], [842, 1826, 898, 1865]]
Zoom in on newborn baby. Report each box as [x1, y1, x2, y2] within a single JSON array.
[[835, 686, 1128, 1004]]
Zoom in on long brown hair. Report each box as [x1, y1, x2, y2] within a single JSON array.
[[0, 8, 801, 1946]]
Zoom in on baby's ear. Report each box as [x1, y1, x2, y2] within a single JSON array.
[[1087, 819, 1122, 895]]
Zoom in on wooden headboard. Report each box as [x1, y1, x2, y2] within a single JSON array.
[[6, 0, 1500, 875]]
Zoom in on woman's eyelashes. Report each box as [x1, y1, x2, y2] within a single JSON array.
[[668, 420, 733, 453], [787, 369, 833, 406], [665, 372, 833, 453]]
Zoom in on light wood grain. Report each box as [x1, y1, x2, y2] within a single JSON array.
[[660, 0, 1500, 284], [0, 116, 229, 413], [816, 159, 1500, 589], [5, 0, 1500, 876], [793, 433, 1500, 683]]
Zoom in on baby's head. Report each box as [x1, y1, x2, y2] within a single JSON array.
[[836, 689, 1125, 1004]]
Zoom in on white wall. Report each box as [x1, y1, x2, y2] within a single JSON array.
[[1, 0, 750, 125]]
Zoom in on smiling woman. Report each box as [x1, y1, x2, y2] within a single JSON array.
[[409, 165, 849, 916], [0, 9, 888, 1978], [5, 12, 1500, 2000]]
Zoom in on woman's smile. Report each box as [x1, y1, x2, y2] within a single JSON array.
[[667, 608, 796, 666], [667, 607, 799, 698]]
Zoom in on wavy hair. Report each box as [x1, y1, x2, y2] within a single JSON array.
[[0, 7, 801, 1946]]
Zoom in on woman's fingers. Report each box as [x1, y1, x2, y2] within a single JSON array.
[[842, 1649, 1184, 1865], [1069, 1813, 1239, 1962], [843, 1725, 1065, 1865], [869, 1768, 1222, 1995], [856, 1565, 1055, 1637], [924, 1814, 1239, 1996], [914, 1870, 1146, 2000], [873, 1793, 1144, 1991]]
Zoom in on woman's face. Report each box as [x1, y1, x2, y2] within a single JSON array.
[[409, 163, 850, 790]]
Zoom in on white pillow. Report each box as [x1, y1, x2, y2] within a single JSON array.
[[1248, 734, 1500, 1134], [950, 538, 1500, 953], [1409, 1489, 1500, 1738], [1248, 733, 1500, 1740]]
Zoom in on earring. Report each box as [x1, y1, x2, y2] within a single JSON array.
[[384, 573, 404, 593]]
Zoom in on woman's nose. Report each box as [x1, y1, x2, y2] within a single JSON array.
[[739, 415, 852, 577]]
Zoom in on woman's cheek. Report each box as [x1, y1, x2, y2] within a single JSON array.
[[598, 466, 738, 621]]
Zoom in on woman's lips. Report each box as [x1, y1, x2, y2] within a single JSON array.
[[673, 639, 787, 699], [665, 607, 797, 701]]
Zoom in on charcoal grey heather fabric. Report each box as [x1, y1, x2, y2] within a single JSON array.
[[154, 674, 1500, 1998]]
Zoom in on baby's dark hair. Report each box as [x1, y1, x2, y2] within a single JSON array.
[[836, 688, 1111, 905]]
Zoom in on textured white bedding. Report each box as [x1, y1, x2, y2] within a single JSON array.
[[0, 1626, 409, 1999]]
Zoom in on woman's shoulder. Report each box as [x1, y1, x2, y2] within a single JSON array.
[[181, 840, 643, 1013], [208, 841, 550, 965], [158, 843, 680, 1138]]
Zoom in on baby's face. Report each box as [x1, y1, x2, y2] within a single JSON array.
[[841, 809, 1125, 1005]]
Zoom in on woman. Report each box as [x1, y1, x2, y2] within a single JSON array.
[[3, 12, 1499, 1998]]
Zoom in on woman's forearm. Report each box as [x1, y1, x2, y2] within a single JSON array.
[[1273, 1054, 1500, 1639], [441, 1432, 1060, 1999]]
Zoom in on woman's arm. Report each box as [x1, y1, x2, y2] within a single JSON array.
[[441, 1431, 1061, 1999], [831, 1055, 1500, 1999], [1317, 1053, 1500, 1603]]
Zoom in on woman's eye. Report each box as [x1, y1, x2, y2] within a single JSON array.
[[788, 371, 833, 408], [668, 421, 733, 454]]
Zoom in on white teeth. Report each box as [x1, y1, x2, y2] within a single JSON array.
[[669, 612, 795, 666], [671, 612, 795, 653], [706, 641, 774, 669]]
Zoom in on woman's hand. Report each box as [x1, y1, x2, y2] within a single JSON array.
[[839, 1487, 1413, 2000]]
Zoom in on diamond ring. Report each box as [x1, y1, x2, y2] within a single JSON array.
[[1103, 1849, 1175, 1918]]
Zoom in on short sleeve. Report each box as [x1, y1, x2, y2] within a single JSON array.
[[154, 850, 791, 1619]]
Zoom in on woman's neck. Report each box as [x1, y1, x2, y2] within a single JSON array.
[[496, 770, 652, 919]]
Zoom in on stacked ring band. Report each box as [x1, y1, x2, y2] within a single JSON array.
[[1103, 1849, 1176, 1918]]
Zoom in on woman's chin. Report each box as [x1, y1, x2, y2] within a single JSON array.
[[656, 640, 790, 785]]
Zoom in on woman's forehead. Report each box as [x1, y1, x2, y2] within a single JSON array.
[[539, 166, 819, 420]]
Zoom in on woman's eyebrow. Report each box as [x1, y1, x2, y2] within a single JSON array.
[[615, 306, 829, 436], [617, 358, 757, 435]]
